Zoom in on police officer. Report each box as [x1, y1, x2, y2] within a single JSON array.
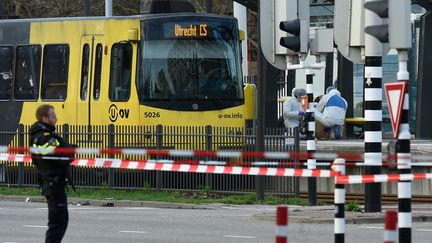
[[29, 104, 75, 243]]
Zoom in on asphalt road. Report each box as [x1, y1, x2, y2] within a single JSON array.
[[0, 201, 431, 243]]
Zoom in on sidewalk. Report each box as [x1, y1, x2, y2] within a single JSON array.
[[2, 195, 432, 224], [280, 204, 432, 224]]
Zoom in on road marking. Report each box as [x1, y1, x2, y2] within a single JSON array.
[[328, 219, 432, 235], [412, 211, 432, 214], [3, 241, 21, 243], [23, 225, 47, 228], [119, 231, 148, 234], [358, 226, 384, 230], [224, 235, 256, 239], [416, 229, 432, 232], [38, 207, 100, 210], [124, 207, 155, 210], [68, 207, 100, 210], [220, 206, 274, 211]]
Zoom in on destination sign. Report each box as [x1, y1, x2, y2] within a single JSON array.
[[174, 24, 208, 37]]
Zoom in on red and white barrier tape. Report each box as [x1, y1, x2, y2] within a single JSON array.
[[0, 151, 429, 171], [2, 146, 432, 162], [0, 146, 360, 160], [5, 152, 432, 181], [0, 153, 336, 178], [0, 153, 32, 163], [71, 159, 336, 177], [2, 152, 425, 168], [0, 153, 340, 167], [336, 173, 432, 184]]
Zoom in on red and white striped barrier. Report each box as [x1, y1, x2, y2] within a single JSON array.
[[2, 152, 424, 167], [333, 159, 346, 243], [0, 153, 32, 163], [71, 158, 336, 177], [275, 206, 288, 243], [383, 211, 397, 243], [2, 146, 432, 164], [336, 173, 432, 184], [0, 153, 336, 178], [0, 146, 364, 160]]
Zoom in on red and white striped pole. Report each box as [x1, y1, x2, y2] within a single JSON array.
[[276, 206, 288, 243], [333, 158, 346, 243], [383, 211, 397, 243]]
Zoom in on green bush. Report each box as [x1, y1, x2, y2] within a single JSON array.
[[345, 201, 362, 212]]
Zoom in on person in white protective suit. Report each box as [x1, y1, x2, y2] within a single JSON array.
[[282, 87, 306, 129], [315, 86, 347, 139]]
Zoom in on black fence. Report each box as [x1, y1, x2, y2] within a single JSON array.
[[0, 124, 299, 195]]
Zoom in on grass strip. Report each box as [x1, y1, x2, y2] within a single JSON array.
[[0, 185, 311, 206]]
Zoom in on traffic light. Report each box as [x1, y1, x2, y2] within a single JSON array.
[[279, 19, 309, 53], [364, 0, 389, 43], [364, 0, 411, 49], [388, 0, 411, 49]]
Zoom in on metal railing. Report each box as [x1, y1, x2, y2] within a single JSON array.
[[0, 124, 299, 195]]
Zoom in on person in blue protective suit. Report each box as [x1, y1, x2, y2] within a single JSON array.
[[315, 86, 348, 139], [282, 87, 306, 129], [29, 104, 76, 243]]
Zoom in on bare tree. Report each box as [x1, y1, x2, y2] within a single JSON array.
[[1, 0, 17, 18], [10, 0, 258, 75], [187, 0, 232, 15], [13, 0, 140, 18], [13, 0, 242, 18]]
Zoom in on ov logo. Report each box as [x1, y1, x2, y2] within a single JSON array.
[[109, 104, 130, 122]]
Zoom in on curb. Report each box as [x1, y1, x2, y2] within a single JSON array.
[[69, 198, 213, 210], [0, 195, 213, 210], [255, 214, 432, 224], [253, 208, 432, 224]]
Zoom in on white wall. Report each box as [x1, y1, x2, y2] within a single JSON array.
[[293, 55, 332, 97]]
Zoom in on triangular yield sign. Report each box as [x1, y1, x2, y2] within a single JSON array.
[[384, 81, 407, 138]]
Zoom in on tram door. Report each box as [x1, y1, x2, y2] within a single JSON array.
[[77, 35, 104, 138]]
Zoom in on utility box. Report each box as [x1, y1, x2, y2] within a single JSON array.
[[311, 28, 334, 55], [334, 0, 365, 64], [389, 1, 411, 49]]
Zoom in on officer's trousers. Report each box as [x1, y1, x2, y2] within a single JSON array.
[[45, 188, 68, 243]]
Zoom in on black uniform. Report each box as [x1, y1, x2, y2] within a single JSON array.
[[29, 122, 75, 243]]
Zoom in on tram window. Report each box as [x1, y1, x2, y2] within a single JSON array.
[[0, 46, 13, 101], [109, 43, 132, 102], [14, 45, 41, 100], [41, 44, 69, 101], [93, 43, 103, 100], [80, 44, 90, 100]]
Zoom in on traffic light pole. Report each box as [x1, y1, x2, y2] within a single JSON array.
[[396, 50, 411, 243], [256, 2, 265, 201], [306, 69, 317, 206], [364, 0, 382, 213], [277, 4, 328, 206], [286, 56, 325, 206]]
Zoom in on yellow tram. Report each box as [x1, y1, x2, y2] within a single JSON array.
[[0, 12, 254, 148]]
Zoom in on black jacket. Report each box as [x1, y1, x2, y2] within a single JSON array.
[[29, 122, 75, 180]]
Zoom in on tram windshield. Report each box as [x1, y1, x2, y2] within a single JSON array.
[[138, 16, 244, 111]]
